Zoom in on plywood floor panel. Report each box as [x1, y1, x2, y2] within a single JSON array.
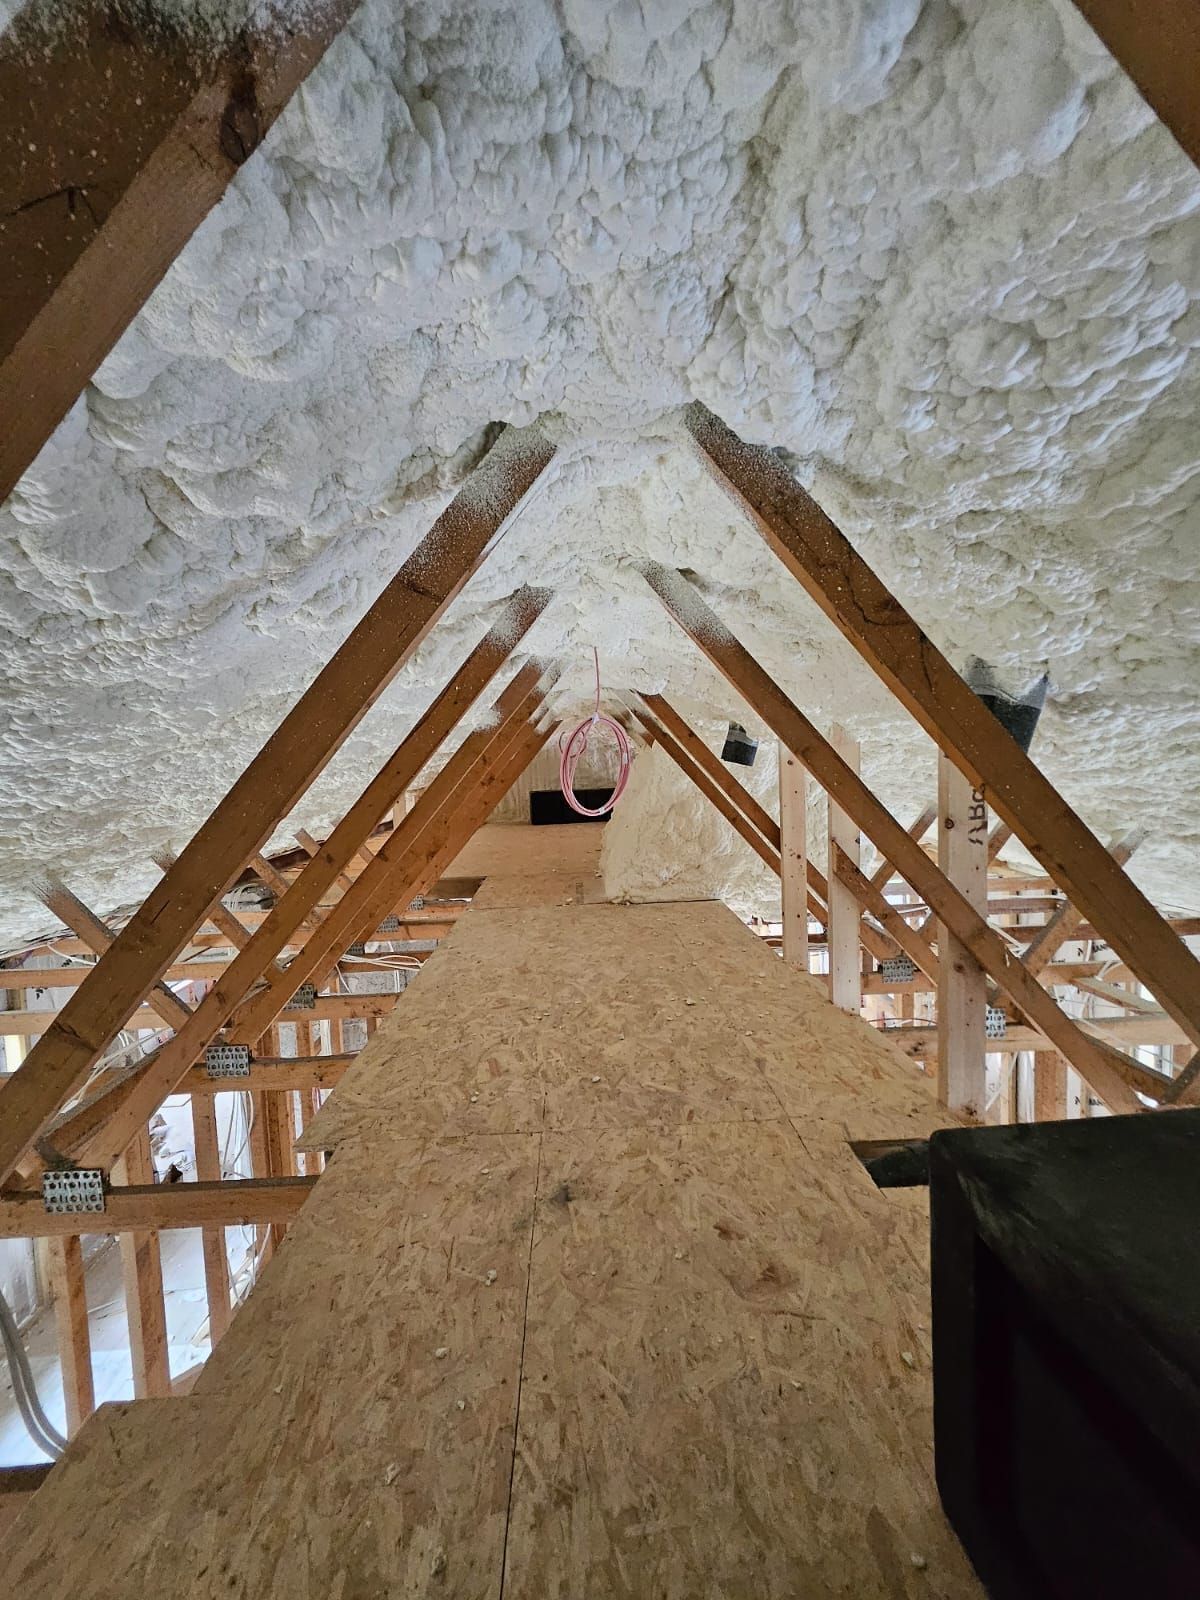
[[4, 848, 980, 1597]]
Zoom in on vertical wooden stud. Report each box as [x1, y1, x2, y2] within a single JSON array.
[[778, 743, 809, 973], [117, 1129, 171, 1398], [826, 726, 862, 1013], [189, 1095, 231, 1345], [46, 1235, 94, 1434], [937, 754, 988, 1118]]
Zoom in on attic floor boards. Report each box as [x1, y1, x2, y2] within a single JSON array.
[[2, 838, 982, 1597]]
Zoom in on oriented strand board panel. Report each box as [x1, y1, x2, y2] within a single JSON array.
[[446, 820, 604, 882], [3, 873, 979, 1597]]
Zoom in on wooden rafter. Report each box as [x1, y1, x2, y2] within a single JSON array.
[[869, 805, 935, 890], [634, 694, 897, 963], [681, 402, 1200, 1054], [1021, 829, 1145, 977], [37, 879, 191, 1031], [629, 702, 782, 877], [300, 705, 554, 996], [227, 668, 555, 1046], [640, 560, 1149, 1116], [1069, 1, 1200, 171], [0, 0, 362, 504], [0, 433, 555, 1187], [831, 848, 941, 986]]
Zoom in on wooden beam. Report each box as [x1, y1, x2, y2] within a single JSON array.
[[1034, 1049, 1070, 1121], [295, 830, 356, 895], [36, 880, 191, 1031], [682, 402, 1200, 1053], [777, 743, 808, 971], [827, 725, 862, 1014], [0, 432, 555, 1187], [869, 805, 935, 890], [1071, 976, 1163, 1015], [230, 673, 554, 1041], [251, 853, 323, 931], [308, 715, 554, 997], [1069, 1, 1200, 170], [831, 848, 941, 986], [639, 695, 782, 852], [190, 1095, 232, 1345], [10, 903, 457, 962], [0, 1177, 316, 1240], [116, 1130, 170, 1399], [182, 1055, 354, 1094], [0, 0, 362, 504], [937, 756, 989, 1119], [640, 561, 1143, 1116], [45, 1234, 94, 1435], [152, 851, 255, 955], [633, 695, 901, 960], [0, 991, 398, 1042], [630, 704, 782, 876], [1022, 830, 1145, 977]]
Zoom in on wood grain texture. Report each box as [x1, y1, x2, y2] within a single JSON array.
[[937, 756, 988, 1119], [2, 846, 979, 1596], [827, 724, 863, 1012], [684, 401, 1200, 1053], [0, 428, 555, 1186], [640, 560, 1144, 1117], [45, 1235, 94, 1435], [0, 0, 362, 503], [1069, 0, 1200, 170]]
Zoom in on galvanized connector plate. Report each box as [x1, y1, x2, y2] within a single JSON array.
[[346, 941, 367, 958], [376, 915, 401, 934], [205, 1043, 252, 1079], [879, 954, 918, 984], [285, 981, 318, 1011], [985, 1005, 1008, 1041], [42, 1168, 105, 1215], [408, 896, 425, 912]]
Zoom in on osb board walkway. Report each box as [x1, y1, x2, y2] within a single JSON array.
[[3, 878, 982, 1596]]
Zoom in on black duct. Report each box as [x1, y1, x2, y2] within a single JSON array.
[[721, 722, 758, 766], [962, 658, 1049, 754]]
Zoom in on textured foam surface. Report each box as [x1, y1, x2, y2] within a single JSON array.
[[1, 0, 1198, 940]]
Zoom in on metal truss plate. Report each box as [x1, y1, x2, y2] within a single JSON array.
[[408, 896, 425, 912], [985, 1005, 1008, 1041], [42, 1168, 105, 1215], [205, 1043, 252, 1079], [285, 981, 318, 1012], [879, 954, 918, 984], [376, 915, 401, 934], [346, 942, 368, 958]]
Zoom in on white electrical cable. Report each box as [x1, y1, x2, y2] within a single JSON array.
[[0, 1285, 66, 1460]]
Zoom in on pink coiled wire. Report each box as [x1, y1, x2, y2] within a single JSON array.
[[558, 649, 631, 817]]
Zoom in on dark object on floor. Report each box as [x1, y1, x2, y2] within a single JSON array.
[[721, 721, 758, 766], [530, 788, 609, 825], [930, 1111, 1200, 1599], [851, 1136, 929, 1188]]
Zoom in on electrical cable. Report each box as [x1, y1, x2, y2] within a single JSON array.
[[0, 1284, 66, 1460], [558, 649, 631, 818]]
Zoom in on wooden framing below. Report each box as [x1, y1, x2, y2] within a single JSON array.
[[0, 1177, 316, 1239], [681, 401, 1200, 1053], [640, 560, 1146, 1116], [0, 545, 553, 1184]]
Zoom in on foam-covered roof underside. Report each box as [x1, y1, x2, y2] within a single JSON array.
[[1, 0, 1198, 942]]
